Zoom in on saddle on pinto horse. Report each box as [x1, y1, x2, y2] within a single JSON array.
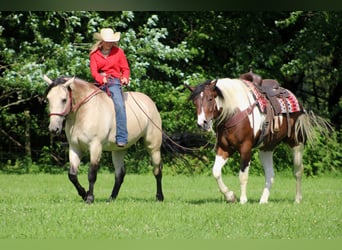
[[240, 70, 294, 138]]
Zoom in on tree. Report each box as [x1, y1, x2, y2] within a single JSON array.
[[0, 11, 340, 175], [0, 11, 194, 170]]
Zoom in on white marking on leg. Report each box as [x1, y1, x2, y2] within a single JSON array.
[[293, 143, 304, 203], [239, 165, 250, 204], [259, 151, 274, 204], [212, 155, 235, 202]]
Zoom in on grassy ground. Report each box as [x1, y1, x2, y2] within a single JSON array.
[[0, 173, 341, 239]]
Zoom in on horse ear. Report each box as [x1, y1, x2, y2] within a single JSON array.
[[184, 83, 195, 92], [210, 79, 218, 87], [43, 74, 53, 85], [63, 77, 75, 88]]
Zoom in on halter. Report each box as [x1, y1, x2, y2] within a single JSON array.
[[49, 89, 72, 117], [49, 87, 102, 117]]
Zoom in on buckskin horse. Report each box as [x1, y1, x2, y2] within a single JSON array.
[[187, 74, 331, 204], [44, 75, 164, 203]]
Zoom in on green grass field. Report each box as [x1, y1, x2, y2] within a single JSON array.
[[0, 173, 341, 239]]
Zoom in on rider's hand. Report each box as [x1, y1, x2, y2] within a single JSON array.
[[103, 77, 108, 84], [121, 77, 129, 85]]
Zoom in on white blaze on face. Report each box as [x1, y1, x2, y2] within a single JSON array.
[[197, 92, 206, 127]]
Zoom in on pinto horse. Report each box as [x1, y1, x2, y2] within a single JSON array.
[[44, 75, 164, 203], [187, 78, 331, 204]]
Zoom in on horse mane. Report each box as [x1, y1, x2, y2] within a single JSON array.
[[215, 78, 251, 124], [189, 79, 224, 101], [44, 76, 72, 97], [44, 76, 93, 97]]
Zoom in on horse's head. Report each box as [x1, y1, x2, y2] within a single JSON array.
[[44, 75, 75, 135], [186, 79, 223, 131]]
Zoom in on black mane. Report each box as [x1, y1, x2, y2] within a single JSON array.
[[44, 76, 73, 97]]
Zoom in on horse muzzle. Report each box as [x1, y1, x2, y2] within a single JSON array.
[[197, 119, 213, 132], [48, 117, 64, 135], [49, 124, 63, 135]]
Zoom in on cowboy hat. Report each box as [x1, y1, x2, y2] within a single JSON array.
[[94, 28, 121, 42]]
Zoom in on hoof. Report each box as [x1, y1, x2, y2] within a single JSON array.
[[295, 194, 302, 204], [85, 192, 94, 204], [259, 199, 268, 204], [224, 191, 237, 203], [259, 188, 270, 204], [107, 196, 116, 203], [86, 197, 94, 204], [240, 197, 248, 204], [156, 193, 164, 202]]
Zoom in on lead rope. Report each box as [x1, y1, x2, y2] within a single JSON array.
[[127, 91, 211, 152]]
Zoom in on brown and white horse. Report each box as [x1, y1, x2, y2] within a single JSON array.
[[44, 76, 164, 203], [187, 78, 331, 204]]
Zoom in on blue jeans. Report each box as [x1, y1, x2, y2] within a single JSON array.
[[100, 78, 128, 144]]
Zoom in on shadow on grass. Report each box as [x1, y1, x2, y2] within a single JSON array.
[[186, 197, 295, 205], [67, 193, 296, 205]]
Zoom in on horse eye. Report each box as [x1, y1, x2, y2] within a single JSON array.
[[62, 98, 67, 104]]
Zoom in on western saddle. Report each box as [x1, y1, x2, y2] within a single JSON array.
[[239, 69, 292, 139]]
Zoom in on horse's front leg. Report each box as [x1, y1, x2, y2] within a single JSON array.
[[259, 150, 275, 204], [68, 148, 87, 201], [212, 149, 236, 203], [85, 143, 102, 204]]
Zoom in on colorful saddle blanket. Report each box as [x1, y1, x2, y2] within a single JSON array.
[[242, 80, 302, 114]]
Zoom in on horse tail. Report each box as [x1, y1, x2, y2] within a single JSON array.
[[295, 110, 333, 146]]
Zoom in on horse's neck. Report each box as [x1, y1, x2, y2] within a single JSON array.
[[71, 81, 97, 102], [216, 80, 253, 125]]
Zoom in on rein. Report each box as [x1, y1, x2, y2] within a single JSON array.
[[49, 88, 102, 117], [128, 92, 211, 152]]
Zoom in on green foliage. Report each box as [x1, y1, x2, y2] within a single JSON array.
[[0, 11, 341, 176], [303, 129, 342, 176]]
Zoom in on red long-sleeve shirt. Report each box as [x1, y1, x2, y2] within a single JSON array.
[[90, 47, 130, 85]]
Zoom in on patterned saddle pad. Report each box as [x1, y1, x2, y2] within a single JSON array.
[[242, 80, 302, 114]]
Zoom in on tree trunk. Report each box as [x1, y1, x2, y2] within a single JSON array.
[[24, 110, 32, 159]]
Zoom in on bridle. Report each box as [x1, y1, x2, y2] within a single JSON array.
[[49, 87, 72, 117], [49, 86, 102, 117]]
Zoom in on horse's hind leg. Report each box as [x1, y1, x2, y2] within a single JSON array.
[[109, 151, 126, 201], [292, 143, 304, 203], [151, 150, 164, 201], [68, 148, 87, 201], [259, 151, 275, 204]]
